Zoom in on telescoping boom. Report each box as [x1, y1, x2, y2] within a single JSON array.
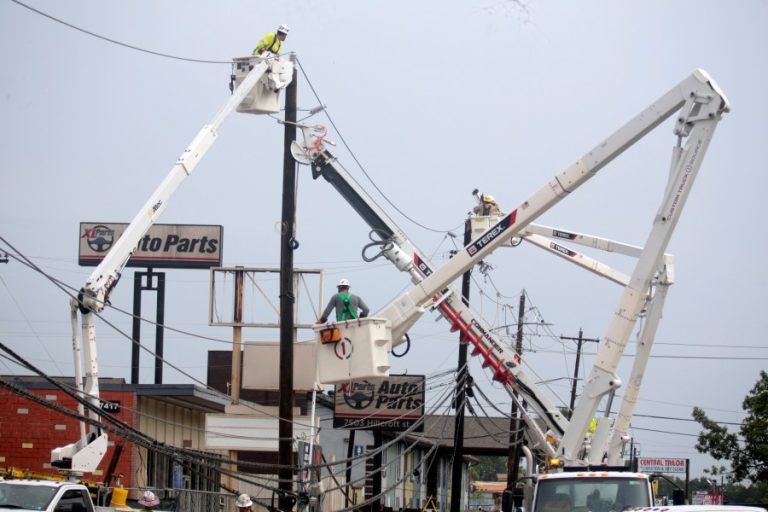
[[295, 69, 729, 465], [52, 56, 293, 475]]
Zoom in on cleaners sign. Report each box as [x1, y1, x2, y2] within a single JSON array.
[[637, 457, 687, 474], [79, 222, 223, 269], [334, 375, 425, 431]]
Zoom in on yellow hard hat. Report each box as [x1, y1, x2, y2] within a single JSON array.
[[482, 194, 495, 203]]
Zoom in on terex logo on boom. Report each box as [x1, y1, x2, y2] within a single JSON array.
[[466, 210, 517, 257]]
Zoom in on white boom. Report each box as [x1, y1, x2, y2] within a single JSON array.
[[479, 221, 674, 464], [297, 69, 729, 465], [53, 56, 293, 474]]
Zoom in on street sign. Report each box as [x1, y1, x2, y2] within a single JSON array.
[[334, 375, 425, 431], [79, 222, 223, 269], [637, 457, 687, 474]]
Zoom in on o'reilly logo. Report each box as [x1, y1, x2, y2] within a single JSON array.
[[82, 225, 115, 253]]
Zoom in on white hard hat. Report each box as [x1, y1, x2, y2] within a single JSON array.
[[236, 494, 253, 508], [138, 491, 160, 507], [277, 24, 290, 34], [338, 278, 350, 287], [482, 194, 495, 203]]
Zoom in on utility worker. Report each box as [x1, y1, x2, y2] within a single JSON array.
[[137, 490, 160, 511], [319, 278, 370, 323], [253, 24, 289, 57], [473, 193, 502, 216], [236, 493, 254, 512]]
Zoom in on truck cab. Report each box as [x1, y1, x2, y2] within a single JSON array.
[[532, 472, 654, 512], [0, 480, 98, 512]]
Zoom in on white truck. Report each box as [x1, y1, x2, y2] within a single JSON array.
[[291, 69, 729, 510], [0, 479, 109, 512], [50, 55, 293, 477]]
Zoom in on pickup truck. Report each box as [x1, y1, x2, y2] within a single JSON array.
[[0, 479, 114, 512]]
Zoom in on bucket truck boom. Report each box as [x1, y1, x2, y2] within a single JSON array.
[[51, 56, 293, 475], [294, 69, 729, 477]]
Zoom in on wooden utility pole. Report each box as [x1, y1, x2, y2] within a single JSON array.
[[278, 59, 298, 512], [228, 268, 245, 492], [506, 292, 526, 491], [231, 268, 244, 404], [450, 219, 472, 512], [560, 329, 599, 412]]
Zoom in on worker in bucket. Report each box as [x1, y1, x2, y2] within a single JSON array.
[[253, 24, 289, 57], [138, 490, 160, 510], [473, 193, 502, 216], [319, 278, 370, 323], [236, 493, 254, 512]]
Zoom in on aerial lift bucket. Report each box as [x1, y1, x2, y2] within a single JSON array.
[[232, 56, 294, 114], [314, 317, 392, 384], [471, 215, 518, 246]]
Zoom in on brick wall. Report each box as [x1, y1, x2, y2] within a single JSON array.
[[0, 387, 136, 487]]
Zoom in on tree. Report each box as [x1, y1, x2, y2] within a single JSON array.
[[472, 455, 508, 481], [693, 370, 768, 484]]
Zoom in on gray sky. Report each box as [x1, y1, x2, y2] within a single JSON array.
[[1, 0, 767, 481]]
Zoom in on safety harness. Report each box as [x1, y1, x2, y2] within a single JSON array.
[[338, 292, 357, 320], [260, 33, 281, 54]]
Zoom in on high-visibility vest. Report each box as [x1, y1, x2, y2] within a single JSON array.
[[338, 292, 357, 320], [254, 32, 281, 55]]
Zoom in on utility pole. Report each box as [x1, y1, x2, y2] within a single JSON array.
[[506, 292, 526, 497], [450, 218, 472, 512], [560, 329, 600, 412], [230, 268, 244, 404], [226, 269, 245, 493], [278, 58, 298, 512]]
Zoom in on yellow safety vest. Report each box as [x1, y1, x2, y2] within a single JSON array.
[[254, 32, 281, 55]]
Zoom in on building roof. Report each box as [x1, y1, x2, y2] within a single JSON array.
[[385, 414, 534, 456], [134, 383, 229, 413], [472, 481, 507, 493], [2, 375, 229, 413], [2, 374, 131, 390]]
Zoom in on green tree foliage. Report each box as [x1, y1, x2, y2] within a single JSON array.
[[693, 370, 768, 484], [472, 455, 508, 481], [659, 476, 768, 505]]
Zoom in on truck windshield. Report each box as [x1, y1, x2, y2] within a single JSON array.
[[534, 477, 651, 512], [0, 483, 58, 511]]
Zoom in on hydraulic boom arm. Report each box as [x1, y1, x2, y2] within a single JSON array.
[[53, 57, 293, 475], [298, 69, 728, 465]]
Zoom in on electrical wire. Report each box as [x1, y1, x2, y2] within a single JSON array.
[[0, 336, 466, 496], [0, 239, 323, 429], [8, 0, 229, 64], [294, 57, 462, 235], [0, 274, 65, 375], [0, 370, 297, 504], [8, 0, 463, 238]]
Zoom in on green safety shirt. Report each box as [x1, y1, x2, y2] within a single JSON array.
[[253, 32, 282, 55]]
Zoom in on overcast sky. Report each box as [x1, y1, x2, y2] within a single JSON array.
[[1, 0, 767, 481]]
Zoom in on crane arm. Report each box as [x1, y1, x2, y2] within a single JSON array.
[[52, 57, 293, 475], [300, 69, 728, 466], [558, 71, 729, 463], [78, 59, 280, 314]]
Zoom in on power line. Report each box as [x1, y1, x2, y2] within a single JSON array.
[[8, 0, 228, 64], [631, 426, 699, 438], [295, 57, 461, 235], [3, 5, 464, 241]]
